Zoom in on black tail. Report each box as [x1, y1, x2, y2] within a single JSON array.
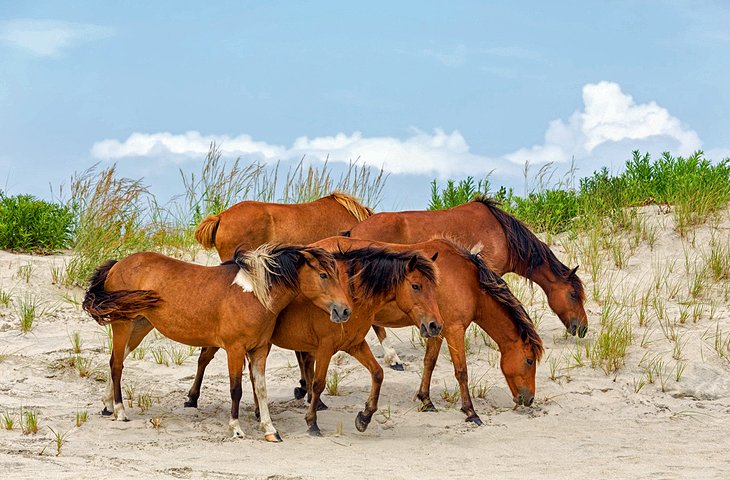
[[82, 260, 162, 325]]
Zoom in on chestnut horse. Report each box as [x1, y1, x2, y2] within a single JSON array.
[[184, 237, 444, 436], [296, 238, 544, 425], [194, 192, 373, 261], [82, 244, 350, 442], [345, 195, 586, 367]]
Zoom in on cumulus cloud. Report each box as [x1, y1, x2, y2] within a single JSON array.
[[505, 81, 701, 166], [91, 82, 706, 178], [0, 19, 114, 56]]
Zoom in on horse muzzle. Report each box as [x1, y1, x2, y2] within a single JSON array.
[[568, 318, 588, 338], [419, 317, 442, 338], [513, 388, 534, 407], [329, 303, 351, 324]]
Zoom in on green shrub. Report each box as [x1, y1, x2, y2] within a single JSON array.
[[0, 193, 74, 252], [428, 176, 491, 210]]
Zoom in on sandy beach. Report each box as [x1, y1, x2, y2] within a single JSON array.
[[1, 205, 729, 479]]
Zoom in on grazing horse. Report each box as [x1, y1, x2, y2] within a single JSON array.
[[345, 195, 585, 368], [184, 237, 444, 436], [82, 244, 350, 442], [296, 238, 544, 425], [194, 192, 373, 261]]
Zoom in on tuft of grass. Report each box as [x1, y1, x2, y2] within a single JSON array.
[[69, 331, 83, 354], [586, 315, 633, 375], [124, 384, 136, 408], [64, 164, 153, 287], [74, 355, 94, 378], [75, 410, 88, 427], [0, 288, 11, 307], [47, 427, 70, 456], [20, 406, 39, 435], [325, 370, 345, 396], [16, 263, 33, 283], [2, 411, 14, 430], [151, 346, 168, 366], [167, 344, 190, 366], [16, 293, 43, 333], [440, 381, 460, 405], [137, 393, 153, 413]]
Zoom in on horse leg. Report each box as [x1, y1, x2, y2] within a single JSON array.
[[248, 345, 282, 442], [293, 351, 308, 400], [249, 344, 271, 421], [305, 348, 334, 436], [185, 346, 220, 408], [374, 325, 404, 371], [444, 327, 482, 426], [416, 336, 443, 412], [347, 341, 384, 432], [225, 346, 246, 439], [102, 318, 153, 416], [299, 351, 328, 411], [108, 321, 133, 421]]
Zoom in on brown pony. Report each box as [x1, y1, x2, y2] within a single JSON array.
[[297, 238, 544, 425], [184, 237, 444, 436], [82, 244, 350, 442], [345, 195, 586, 367], [195, 192, 373, 261]]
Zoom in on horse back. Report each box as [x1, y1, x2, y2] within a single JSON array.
[[214, 200, 359, 261]]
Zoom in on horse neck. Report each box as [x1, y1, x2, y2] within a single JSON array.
[[513, 259, 559, 297], [473, 293, 523, 351], [265, 285, 300, 315]]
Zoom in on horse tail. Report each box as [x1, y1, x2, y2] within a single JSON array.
[[195, 214, 221, 250], [329, 192, 374, 222], [82, 260, 162, 326]]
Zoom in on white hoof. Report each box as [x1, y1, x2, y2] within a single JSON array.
[[229, 419, 245, 439], [113, 403, 129, 422]]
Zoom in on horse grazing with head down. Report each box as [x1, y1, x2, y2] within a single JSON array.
[[195, 192, 373, 261], [184, 237, 444, 436], [82, 244, 350, 442], [345, 195, 585, 368], [295, 237, 544, 425]]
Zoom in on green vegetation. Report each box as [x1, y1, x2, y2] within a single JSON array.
[[429, 151, 730, 235], [0, 193, 74, 252]]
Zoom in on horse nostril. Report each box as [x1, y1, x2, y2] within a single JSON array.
[[578, 325, 588, 338], [342, 307, 351, 320], [429, 321, 440, 335]]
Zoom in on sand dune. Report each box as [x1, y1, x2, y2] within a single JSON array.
[[1, 206, 729, 479]]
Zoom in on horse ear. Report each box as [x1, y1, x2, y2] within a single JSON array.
[[297, 250, 312, 267], [567, 265, 579, 278], [520, 329, 528, 342], [430, 252, 439, 262], [407, 255, 419, 272]]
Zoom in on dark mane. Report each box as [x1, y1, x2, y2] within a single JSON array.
[[472, 195, 585, 301], [333, 246, 437, 300], [434, 237, 544, 361]]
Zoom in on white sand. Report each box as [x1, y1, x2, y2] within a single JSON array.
[[1, 206, 729, 479]]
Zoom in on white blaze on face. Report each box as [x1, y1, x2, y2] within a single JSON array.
[[232, 269, 254, 292]]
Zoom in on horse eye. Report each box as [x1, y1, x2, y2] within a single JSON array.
[[526, 358, 534, 366], [319, 273, 328, 279], [411, 283, 421, 291], [570, 291, 578, 300]]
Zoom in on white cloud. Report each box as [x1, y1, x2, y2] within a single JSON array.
[[505, 81, 701, 166], [91, 82, 708, 179], [420, 44, 467, 67], [91, 131, 286, 162], [0, 19, 114, 56]]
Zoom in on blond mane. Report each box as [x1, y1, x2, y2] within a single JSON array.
[[328, 192, 374, 222]]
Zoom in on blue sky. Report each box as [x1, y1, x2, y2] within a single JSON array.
[[1, 1, 729, 209]]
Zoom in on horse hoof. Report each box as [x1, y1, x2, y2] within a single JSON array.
[[316, 400, 329, 411], [183, 399, 197, 408], [294, 386, 307, 400], [101, 407, 113, 417], [307, 425, 322, 437], [466, 415, 483, 426], [232, 428, 245, 439], [419, 402, 437, 413], [390, 363, 405, 371], [355, 412, 370, 432], [265, 432, 283, 442]]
